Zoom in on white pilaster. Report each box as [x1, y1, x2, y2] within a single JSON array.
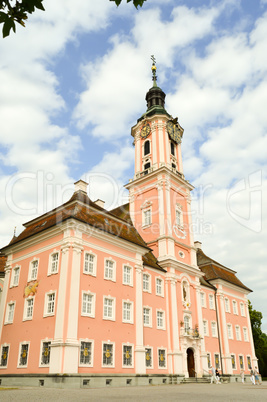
[[245, 301, 257, 362], [0, 262, 11, 340], [135, 263, 146, 374], [169, 276, 183, 374], [217, 293, 232, 374], [196, 286, 208, 374]]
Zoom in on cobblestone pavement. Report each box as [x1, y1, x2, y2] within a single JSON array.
[[0, 382, 266, 402]]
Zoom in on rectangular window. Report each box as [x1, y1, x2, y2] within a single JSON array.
[[0, 345, 9, 367], [30, 260, 38, 280], [45, 292, 55, 316], [123, 345, 133, 367], [19, 343, 29, 367], [145, 348, 152, 368], [123, 265, 132, 285], [144, 209, 151, 226], [225, 298, 230, 312], [157, 311, 164, 329], [102, 343, 114, 366], [211, 322, 217, 337], [232, 301, 238, 315], [156, 278, 163, 296], [239, 355, 244, 370], [104, 260, 114, 281], [209, 294, 214, 309], [143, 307, 151, 326], [103, 297, 114, 320], [82, 293, 94, 317], [247, 356, 252, 370], [41, 341, 51, 366], [176, 209, 181, 226], [25, 298, 34, 320], [123, 301, 132, 323], [243, 327, 248, 342], [240, 303, 245, 316], [214, 353, 220, 369], [143, 273, 150, 292], [235, 326, 241, 340], [200, 292, 206, 307], [207, 352, 211, 368], [231, 354, 236, 370], [80, 341, 92, 366], [227, 324, 232, 339], [203, 320, 208, 336], [84, 253, 95, 275], [12, 267, 20, 286], [158, 349, 166, 368], [6, 302, 15, 323], [50, 253, 59, 274]]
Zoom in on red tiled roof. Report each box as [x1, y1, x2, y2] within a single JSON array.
[[0, 254, 6, 275], [143, 251, 166, 272], [197, 249, 252, 292]]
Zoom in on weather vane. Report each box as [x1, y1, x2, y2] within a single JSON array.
[[151, 55, 157, 83]]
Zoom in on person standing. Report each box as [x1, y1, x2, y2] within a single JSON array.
[[250, 368, 255, 385], [215, 369, 221, 384], [211, 366, 218, 384], [240, 369, 245, 384], [254, 367, 260, 385]]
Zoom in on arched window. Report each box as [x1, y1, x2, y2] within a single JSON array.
[[144, 140, 150, 156]]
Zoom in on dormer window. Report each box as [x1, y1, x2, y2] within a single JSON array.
[[144, 140, 150, 156]]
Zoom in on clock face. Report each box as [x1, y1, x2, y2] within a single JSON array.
[[167, 121, 181, 144], [140, 122, 151, 139]]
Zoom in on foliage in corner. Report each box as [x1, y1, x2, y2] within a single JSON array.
[[0, 0, 45, 38], [248, 300, 267, 377], [110, 0, 147, 8]]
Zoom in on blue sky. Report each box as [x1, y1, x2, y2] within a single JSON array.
[[0, 0, 267, 331]]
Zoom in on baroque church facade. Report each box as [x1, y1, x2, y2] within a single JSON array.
[[0, 63, 257, 388]]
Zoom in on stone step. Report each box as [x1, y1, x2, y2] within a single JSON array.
[[182, 377, 210, 384]]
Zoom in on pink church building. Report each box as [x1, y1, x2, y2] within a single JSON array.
[[0, 63, 257, 388]]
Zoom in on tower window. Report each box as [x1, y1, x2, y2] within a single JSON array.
[[144, 162, 151, 171], [170, 141, 176, 156], [144, 140, 150, 156]]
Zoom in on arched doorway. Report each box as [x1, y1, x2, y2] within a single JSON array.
[[187, 348, 195, 377]]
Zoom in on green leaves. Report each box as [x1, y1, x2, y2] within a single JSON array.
[[0, 0, 45, 38], [110, 0, 147, 9]]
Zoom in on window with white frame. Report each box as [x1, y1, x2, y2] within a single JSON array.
[[239, 355, 244, 370], [40, 341, 51, 366], [143, 273, 150, 292], [184, 315, 190, 335], [156, 310, 165, 329], [29, 260, 38, 280], [123, 301, 133, 323], [200, 292, 206, 307], [209, 294, 214, 309], [123, 265, 132, 286], [49, 252, 59, 274], [143, 307, 151, 327], [232, 300, 238, 315], [11, 266, 20, 287], [6, 302, 15, 323], [225, 298, 230, 312], [235, 325, 241, 340], [227, 324, 233, 339], [211, 321, 217, 337], [104, 259, 115, 281], [156, 278, 163, 296], [103, 297, 115, 321], [203, 320, 208, 336], [122, 344, 133, 367], [44, 292, 56, 316], [18, 343, 29, 367], [24, 298, 34, 320], [214, 353, 220, 369], [158, 349, 166, 368], [243, 327, 248, 342], [175, 207, 183, 227], [81, 292, 95, 317], [143, 208, 151, 227], [102, 343, 114, 366], [240, 302, 245, 316], [84, 253, 96, 276], [0, 345, 9, 367], [247, 356, 252, 369], [207, 352, 211, 368], [80, 341, 93, 366], [231, 354, 236, 370], [145, 347, 152, 368]]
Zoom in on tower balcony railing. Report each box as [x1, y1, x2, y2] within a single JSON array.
[[180, 327, 202, 339], [134, 164, 185, 180]]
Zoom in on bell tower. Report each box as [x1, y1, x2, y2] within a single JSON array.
[[125, 57, 198, 269]]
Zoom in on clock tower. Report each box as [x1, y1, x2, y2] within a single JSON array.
[[125, 58, 198, 270]]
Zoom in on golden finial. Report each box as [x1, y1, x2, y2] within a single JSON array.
[[151, 55, 157, 84]]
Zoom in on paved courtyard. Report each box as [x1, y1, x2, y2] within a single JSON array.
[[0, 382, 266, 402]]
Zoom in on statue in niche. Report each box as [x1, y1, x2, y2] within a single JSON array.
[[183, 282, 187, 301]]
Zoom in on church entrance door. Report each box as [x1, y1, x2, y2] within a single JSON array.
[[187, 348, 195, 377]]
